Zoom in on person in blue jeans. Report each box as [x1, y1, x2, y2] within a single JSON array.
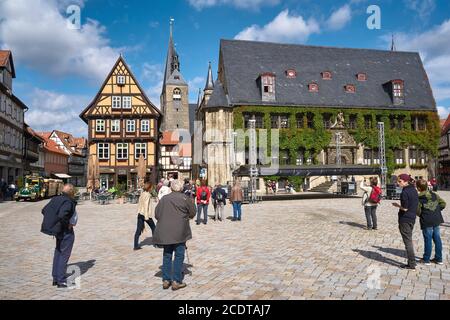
[[196, 180, 211, 225], [230, 181, 243, 221], [153, 180, 196, 290], [416, 179, 445, 265]]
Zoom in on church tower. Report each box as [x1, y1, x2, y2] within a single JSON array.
[[160, 19, 189, 132]]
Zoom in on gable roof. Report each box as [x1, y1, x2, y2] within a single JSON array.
[[218, 39, 436, 111], [441, 114, 450, 135], [36, 132, 68, 156], [0, 50, 15, 78], [205, 80, 230, 109], [79, 55, 161, 123], [51, 130, 86, 156]]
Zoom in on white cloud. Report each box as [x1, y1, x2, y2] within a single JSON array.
[[386, 20, 450, 102], [0, 0, 123, 82], [326, 5, 352, 31], [437, 106, 450, 119], [404, 0, 436, 21], [142, 63, 164, 109], [235, 10, 320, 43], [25, 88, 90, 137], [188, 0, 280, 10]]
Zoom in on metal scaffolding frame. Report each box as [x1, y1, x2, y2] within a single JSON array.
[[248, 119, 258, 203], [377, 122, 387, 192]]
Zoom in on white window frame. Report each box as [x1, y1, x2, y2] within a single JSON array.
[[117, 75, 126, 85], [98, 143, 110, 160], [112, 96, 121, 109], [122, 96, 132, 109], [116, 143, 129, 160], [141, 120, 150, 133], [126, 120, 136, 132], [111, 119, 120, 133], [135, 142, 147, 159], [96, 120, 105, 132]]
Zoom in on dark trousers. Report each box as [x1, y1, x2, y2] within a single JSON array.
[[52, 231, 75, 284], [197, 204, 208, 224], [364, 205, 378, 229], [399, 222, 416, 267], [134, 214, 156, 248], [162, 243, 186, 283]]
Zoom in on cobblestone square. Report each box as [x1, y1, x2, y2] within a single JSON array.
[[0, 192, 449, 300]]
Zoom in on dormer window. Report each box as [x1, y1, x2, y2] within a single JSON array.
[[345, 84, 356, 93], [173, 88, 182, 101], [308, 83, 319, 92], [286, 69, 297, 78], [392, 79, 404, 105], [357, 73, 367, 81], [321, 71, 332, 80], [117, 75, 125, 86], [259, 73, 276, 102]]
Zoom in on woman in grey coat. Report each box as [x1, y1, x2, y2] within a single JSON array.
[[153, 179, 196, 291]]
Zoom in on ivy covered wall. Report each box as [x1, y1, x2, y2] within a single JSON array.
[[233, 105, 440, 176]]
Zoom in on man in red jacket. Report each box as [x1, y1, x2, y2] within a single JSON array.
[[196, 180, 211, 225]]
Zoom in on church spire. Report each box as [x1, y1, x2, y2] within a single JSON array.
[[391, 33, 396, 51], [162, 18, 186, 94], [197, 88, 202, 108], [204, 61, 214, 91]]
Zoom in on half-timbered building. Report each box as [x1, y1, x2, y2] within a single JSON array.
[[80, 56, 161, 190]]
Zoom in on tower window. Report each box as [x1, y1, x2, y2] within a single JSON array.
[[173, 88, 182, 101]]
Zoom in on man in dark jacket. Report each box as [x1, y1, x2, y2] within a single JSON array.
[[42, 184, 77, 288], [416, 179, 445, 265], [153, 179, 196, 291], [392, 174, 419, 270], [212, 184, 227, 221]]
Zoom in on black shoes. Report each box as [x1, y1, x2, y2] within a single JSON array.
[[133, 246, 142, 251], [52, 281, 57, 286], [431, 259, 444, 265], [400, 264, 416, 271], [57, 283, 69, 288]]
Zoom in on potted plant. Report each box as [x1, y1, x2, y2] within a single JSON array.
[[115, 183, 127, 204]]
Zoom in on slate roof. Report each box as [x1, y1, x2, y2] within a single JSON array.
[[206, 80, 230, 109], [216, 39, 436, 111], [189, 103, 197, 135]]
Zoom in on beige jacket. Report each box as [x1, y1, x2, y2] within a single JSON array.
[[137, 191, 157, 220], [230, 186, 243, 202]]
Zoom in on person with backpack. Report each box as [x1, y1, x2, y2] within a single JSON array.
[[416, 179, 445, 266], [196, 180, 210, 225], [212, 184, 227, 221], [392, 173, 419, 270], [41, 184, 77, 288], [133, 181, 158, 251], [360, 177, 382, 230]]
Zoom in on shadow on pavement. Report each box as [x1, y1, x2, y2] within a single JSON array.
[[352, 249, 401, 267], [372, 246, 413, 259], [339, 221, 367, 229], [154, 263, 194, 278], [67, 259, 96, 276]]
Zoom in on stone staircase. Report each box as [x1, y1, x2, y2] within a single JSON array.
[[309, 180, 335, 193]]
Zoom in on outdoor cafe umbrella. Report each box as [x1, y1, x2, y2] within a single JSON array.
[[94, 155, 100, 189], [137, 154, 146, 189]]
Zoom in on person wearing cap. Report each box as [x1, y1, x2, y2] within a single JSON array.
[[392, 174, 419, 270]]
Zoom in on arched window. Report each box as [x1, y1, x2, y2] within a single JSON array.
[[173, 88, 182, 101]]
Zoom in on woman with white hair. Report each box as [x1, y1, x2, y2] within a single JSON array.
[[153, 179, 196, 290], [158, 179, 172, 200]]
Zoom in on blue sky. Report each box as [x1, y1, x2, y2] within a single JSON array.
[[1, 0, 449, 137]]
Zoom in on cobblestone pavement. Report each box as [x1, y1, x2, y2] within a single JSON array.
[[1, 192, 449, 300]]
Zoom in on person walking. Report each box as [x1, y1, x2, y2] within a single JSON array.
[[0, 178, 6, 202], [196, 180, 210, 225], [360, 177, 382, 230], [416, 179, 445, 266], [212, 184, 227, 221], [392, 174, 419, 270], [41, 184, 77, 288], [230, 181, 244, 221], [133, 181, 158, 250], [153, 180, 196, 291]]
